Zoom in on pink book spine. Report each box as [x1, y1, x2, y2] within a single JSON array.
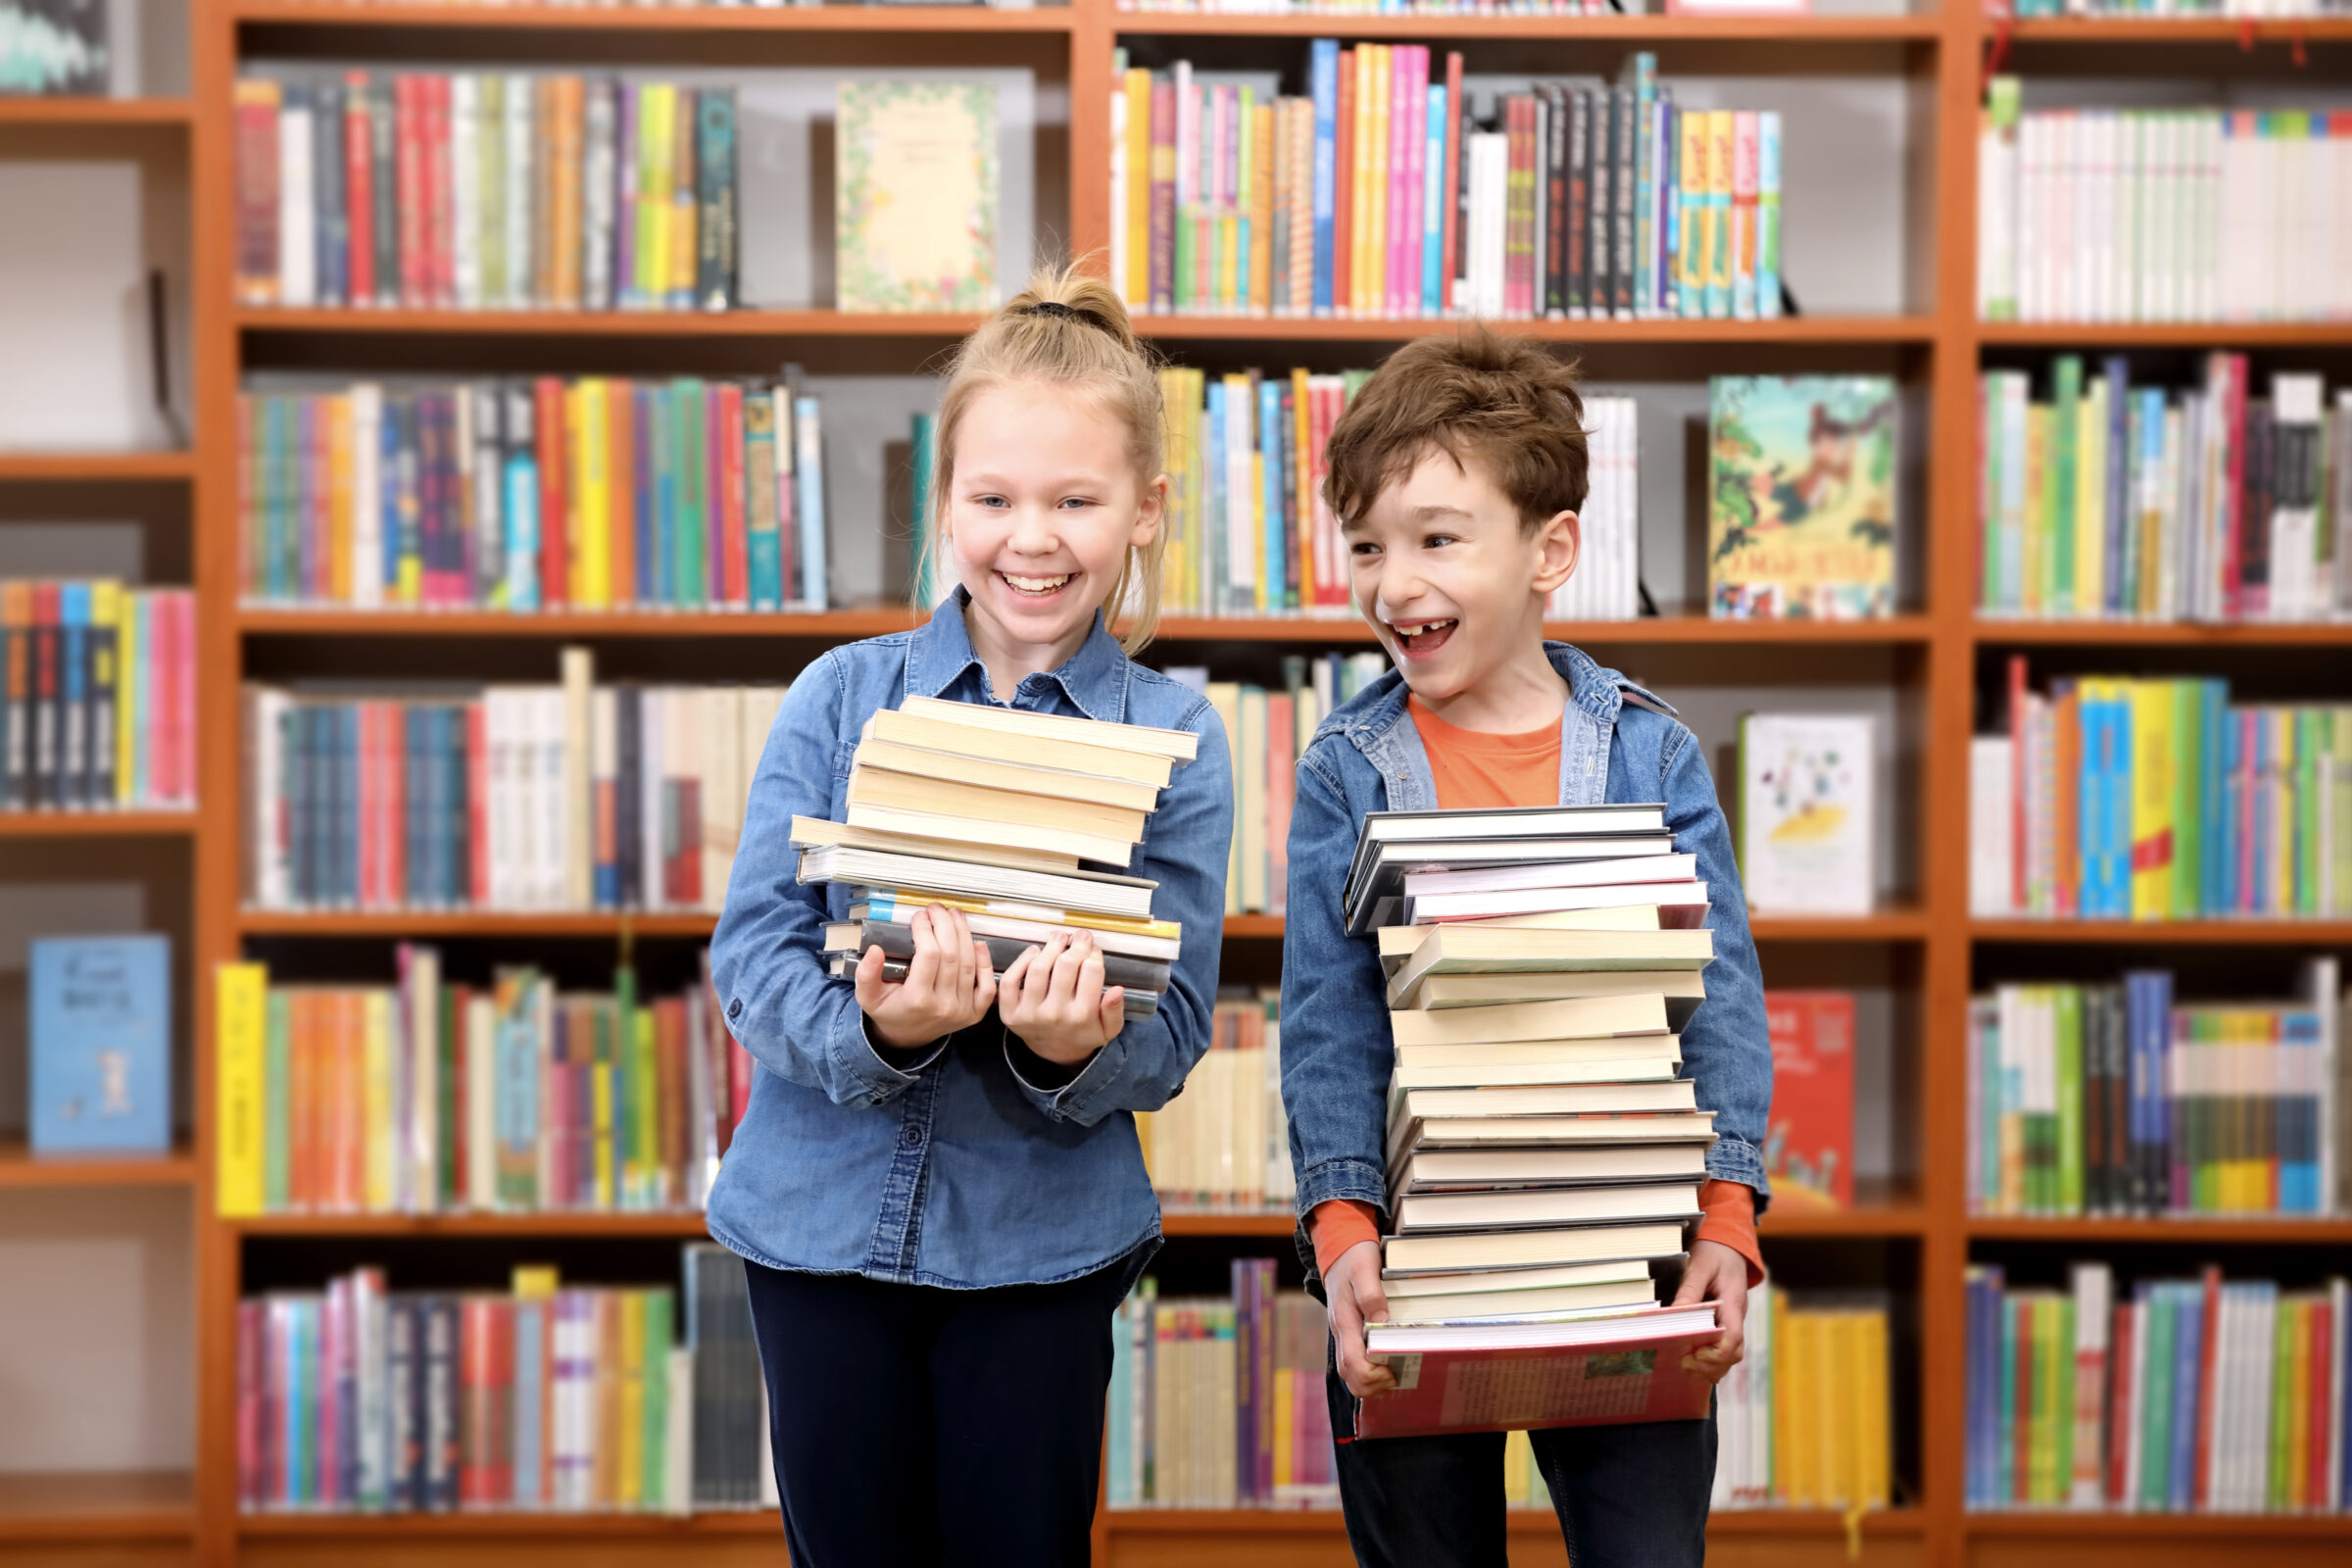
[[1385, 52, 1409, 318], [1403, 48, 1428, 318]]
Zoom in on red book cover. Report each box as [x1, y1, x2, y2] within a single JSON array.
[[236, 1298, 266, 1506], [1354, 1307, 1717, 1440], [717, 382, 749, 606], [1333, 52, 1352, 318], [2051, 682, 2080, 917], [2012, 1295, 2033, 1502], [1762, 990, 1855, 1208], [459, 1296, 496, 1506], [345, 74, 375, 307], [2105, 1298, 2133, 1505], [467, 699, 489, 905], [394, 75, 424, 309], [1440, 52, 1463, 315], [428, 74, 456, 308], [672, 777, 703, 907], [535, 378, 568, 609], [2308, 1297, 2333, 1505], [2191, 1262, 2222, 1507], [233, 79, 281, 306]]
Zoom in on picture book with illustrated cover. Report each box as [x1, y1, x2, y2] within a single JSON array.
[[1708, 374, 1897, 618], [835, 79, 999, 313]]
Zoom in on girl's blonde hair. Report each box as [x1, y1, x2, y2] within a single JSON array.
[[922, 263, 1168, 656]]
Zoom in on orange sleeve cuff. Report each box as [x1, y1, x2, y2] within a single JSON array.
[[1308, 1199, 1382, 1280], [1694, 1179, 1765, 1290]]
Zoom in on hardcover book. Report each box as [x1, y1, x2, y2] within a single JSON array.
[[29, 934, 170, 1154], [1708, 375, 1897, 618], [1737, 711, 1875, 915], [1357, 1305, 1719, 1438], [835, 79, 999, 313], [1761, 989, 1856, 1208]]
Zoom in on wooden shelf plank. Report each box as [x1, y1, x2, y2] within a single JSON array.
[[1988, 17, 2352, 44], [0, 97, 192, 126], [1159, 1209, 1295, 1237], [1140, 312, 1936, 344], [236, 607, 1935, 645], [1101, 1505, 1927, 1535], [239, 1507, 778, 1536], [1966, 1511, 2352, 1538], [0, 1141, 195, 1189], [236, 307, 987, 337], [0, 810, 197, 837], [1972, 918, 2352, 946], [1118, 12, 1941, 41], [1750, 906, 1930, 942], [1976, 618, 2352, 647], [1969, 1215, 2352, 1246], [1979, 319, 2352, 348], [0, 450, 195, 481], [232, 0, 1075, 30], [1761, 1203, 1928, 1239], [228, 1210, 712, 1238], [0, 1471, 194, 1542]]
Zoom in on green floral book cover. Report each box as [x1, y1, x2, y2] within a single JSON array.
[[836, 79, 999, 314], [1707, 375, 1897, 619]]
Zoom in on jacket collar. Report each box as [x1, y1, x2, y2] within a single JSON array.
[[904, 586, 1129, 725]]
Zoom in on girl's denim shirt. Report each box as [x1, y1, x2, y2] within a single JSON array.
[[1279, 642, 1774, 1235], [707, 590, 1235, 1290]]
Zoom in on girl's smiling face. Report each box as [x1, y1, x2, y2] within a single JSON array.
[[947, 380, 1164, 692]]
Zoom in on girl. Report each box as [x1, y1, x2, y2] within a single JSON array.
[[707, 268, 1234, 1568]]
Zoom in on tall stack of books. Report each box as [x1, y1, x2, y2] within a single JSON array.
[[1345, 804, 1725, 1439], [793, 696, 1201, 1015]]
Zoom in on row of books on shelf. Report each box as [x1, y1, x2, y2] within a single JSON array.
[[1, 579, 197, 812], [214, 949, 753, 1218], [243, 655, 784, 911], [1976, 356, 2352, 623], [1137, 990, 1293, 1211], [1113, 46, 1785, 322], [1977, 78, 2352, 326], [1712, 1284, 1892, 1511], [237, 1248, 772, 1514], [1967, 661, 2352, 921], [239, 378, 836, 612], [233, 74, 741, 314], [1965, 1262, 2350, 1513], [1965, 959, 2350, 1219]]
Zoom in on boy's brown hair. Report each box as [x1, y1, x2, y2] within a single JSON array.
[[1322, 331, 1589, 530]]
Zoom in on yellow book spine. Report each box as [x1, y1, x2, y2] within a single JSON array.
[[2078, 380, 2106, 616], [1820, 1313, 1854, 1506], [616, 1292, 645, 1508], [577, 377, 612, 609], [1706, 111, 1736, 302], [1503, 1426, 1531, 1504], [2022, 405, 2046, 615], [1272, 1368, 1294, 1493], [328, 394, 354, 605], [114, 586, 136, 803], [1251, 451, 1267, 612], [1859, 1308, 1890, 1506], [216, 962, 270, 1216], [669, 88, 697, 304], [593, 1055, 615, 1209], [1221, 214, 1239, 317], [1126, 70, 1153, 305], [1677, 110, 1707, 309], [2130, 680, 2176, 918], [638, 85, 673, 304], [1351, 48, 1377, 316], [1251, 101, 1275, 315], [362, 989, 395, 1212]]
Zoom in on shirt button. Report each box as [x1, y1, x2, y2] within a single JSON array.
[[727, 998, 742, 1020], [902, 1125, 922, 1148]]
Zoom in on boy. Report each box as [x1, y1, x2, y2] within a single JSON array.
[[1280, 333, 1771, 1568]]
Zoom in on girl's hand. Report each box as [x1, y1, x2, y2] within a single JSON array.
[[1670, 1238, 1750, 1385], [999, 930, 1125, 1067], [1326, 1239, 1397, 1398], [854, 905, 996, 1053]]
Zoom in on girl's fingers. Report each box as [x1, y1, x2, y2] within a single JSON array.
[[1047, 932, 1093, 1010], [973, 941, 999, 1007], [944, 908, 979, 996], [1001, 946, 1036, 994], [904, 906, 942, 995], [1096, 985, 1125, 1039], [853, 940, 892, 1010]]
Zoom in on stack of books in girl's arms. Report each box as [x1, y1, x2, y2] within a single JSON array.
[[233, 73, 738, 313], [794, 697, 1201, 1019], [1112, 45, 1786, 323], [1345, 804, 1725, 1438], [239, 375, 832, 612]]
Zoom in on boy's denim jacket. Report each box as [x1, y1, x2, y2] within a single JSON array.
[[1280, 642, 1773, 1250], [706, 589, 1235, 1290]]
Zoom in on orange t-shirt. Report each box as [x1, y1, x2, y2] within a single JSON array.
[[1308, 696, 1764, 1288]]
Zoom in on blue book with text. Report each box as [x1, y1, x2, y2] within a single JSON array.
[[29, 934, 171, 1154], [1309, 39, 1339, 316]]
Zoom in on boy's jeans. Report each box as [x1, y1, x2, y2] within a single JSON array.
[[1328, 1368, 1715, 1568]]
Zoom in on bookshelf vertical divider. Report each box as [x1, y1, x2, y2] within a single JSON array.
[[155, 5, 2352, 1565]]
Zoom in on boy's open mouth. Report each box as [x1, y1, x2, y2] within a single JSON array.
[[997, 570, 1073, 600], [1391, 618, 1458, 657]]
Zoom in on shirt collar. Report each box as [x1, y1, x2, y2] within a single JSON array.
[[904, 586, 1129, 725]]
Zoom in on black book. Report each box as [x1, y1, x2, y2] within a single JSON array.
[[2237, 398, 2274, 612], [369, 79, 399, 307], [1564, 87, 1590, 317], [616, 684, 644, 906], [1611, 85, 1637, 318], [421, 1295, 458, 1511], [697, 87, 740, 312], [1586, 87, 1611, 322], [386, 1295, 422, 1510], [315, 80, 347, 310], [1542, 84, 1568, 318]]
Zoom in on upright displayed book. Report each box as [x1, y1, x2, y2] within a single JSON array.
[[798, 695, 1201, 1017], [1761, 990, 1855, 1209], [1339, 803, 1724, 1440], [28, 934, 171, 1154], [0, 0, 106, 95], [1736, 712, 1876, 915], [1708, 376, 1898, 619], [835, 79, 999, 313]]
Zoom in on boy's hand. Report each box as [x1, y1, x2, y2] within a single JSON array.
[[1670, 1238, 1749, 1385], [855, 905, 996, 1052], [1327, 1239, 1397, 1398], [1000, 930, 1126, 1067]]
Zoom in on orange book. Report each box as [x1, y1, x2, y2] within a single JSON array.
[[1250, 100, 1275, 315], [288, 990, 317, 1209], [2052, 682, 2081, 918], [1763, 990, 1855, 1208], [608, 377, 636, 609]]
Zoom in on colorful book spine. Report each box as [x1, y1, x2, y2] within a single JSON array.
[[0, 579, 197, 813]]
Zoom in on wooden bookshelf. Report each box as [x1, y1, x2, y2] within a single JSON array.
[[151, 0, 2352, 1562], [0, 98, 193, 127], [0, 1141, 196, 1188], [0, 1469, 196, 1543], [0, 810, 198, 838]]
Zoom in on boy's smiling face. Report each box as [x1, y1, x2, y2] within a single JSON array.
[[1346, 445, 1580, 717]]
